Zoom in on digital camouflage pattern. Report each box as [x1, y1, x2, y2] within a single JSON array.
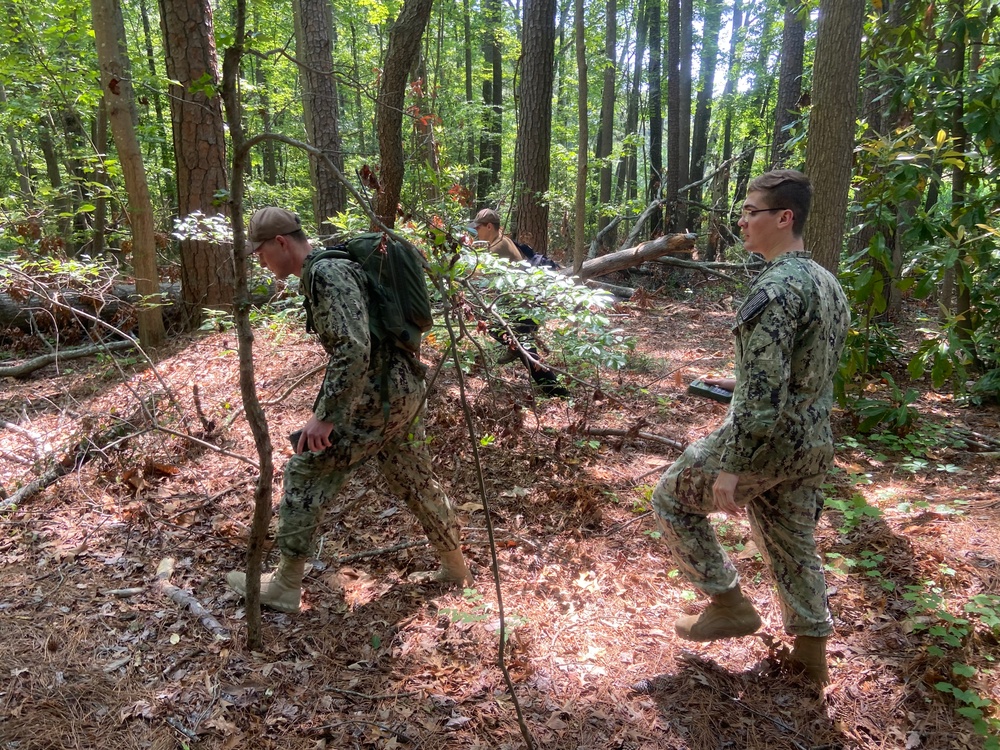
[[277, 255, 462, 559], [653, 251, 849, 637]]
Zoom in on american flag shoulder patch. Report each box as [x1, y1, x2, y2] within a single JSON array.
[[737, 288, 772, 325]]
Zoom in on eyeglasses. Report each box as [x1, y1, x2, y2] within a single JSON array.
[[740, 207, 790, 221]]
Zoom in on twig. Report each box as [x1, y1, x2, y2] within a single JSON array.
[[584, 426, 686, 451], [633, 464, 670, 482], [154, 425, 259, 468], [262, 363, 326, 405], [155, 557, 230, 641], [333, 539, 429, 564], [191, 383, 213, 434]]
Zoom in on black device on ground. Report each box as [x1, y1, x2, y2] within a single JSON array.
[[687, 379, 733, 404]]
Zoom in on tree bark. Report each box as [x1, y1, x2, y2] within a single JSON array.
[[686, 0, 722, 231], [770, 1, 806, 168], [513, 0, 558, 254], [476, 0, 503, 207], [615, 0, 646, 207], [573, 0, 588, 273], [646, 0, 663, 236], [0, 84, 33, 203], [706, 0, 743, 262], [594, 0, 616, 249], [803, 0, 865, 274], [293, 0, 346, 234], [677, 0, 692, 226], [139, 0, 175, 207], [159, 0, 235, 322], [374, 0, 435, 228], [91, 0, 165, 348]]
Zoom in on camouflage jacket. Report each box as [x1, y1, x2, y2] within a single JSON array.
[[305, 255, 424, 437], [719, 251, 850, 478]]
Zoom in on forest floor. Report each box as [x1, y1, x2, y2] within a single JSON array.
[[1, 272, 999, 750]]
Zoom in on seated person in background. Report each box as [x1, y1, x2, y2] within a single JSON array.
[[470, 208, 568, 398], [471, 207, 523, 263]]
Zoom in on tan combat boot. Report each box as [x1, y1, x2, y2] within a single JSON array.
[[789, 635, 830, 685], [437, 548, 473, 585], [674, 585, 762, 641], [409, 547, 473, 586], [226, 556, 307, 613]]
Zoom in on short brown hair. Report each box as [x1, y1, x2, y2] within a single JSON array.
[[747, 170, 812, 236]]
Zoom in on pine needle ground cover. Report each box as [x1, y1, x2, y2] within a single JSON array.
[[1, 290, 998, 750]]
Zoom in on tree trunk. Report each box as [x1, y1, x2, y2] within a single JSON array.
[[91, 99, 109, 258], [159, 0, 235, 322], [61, 108, 91, 258], [594, 0, 616, 250], [770, 0, 806, 168], [221, 0, 275, 652], [513, 0, 558, 255], [477, 0, 503, 206], [411, 55, 441, 202], [349, 23, 367, 157], [0, 84, 33, 203], [945, 0, 972, 345], [374, 0, 435, 228], [803, 0, 865, 274], [708, 0, 743, 262], [139, 0, 175, 207], [665, 0, 681, 232], [677, 0, 692, 226], [615, 0, 646, 207], [252, 54, 279, 186], [463, 0, 475, 198], [38, 123, 73, 252], [646, 0, 663, 235], [686, 0, 722, 231], [573, 0, 587, 273], [574, 232, 697, 279], [293, 0, 346, 235], [91, 0, 165, 348]]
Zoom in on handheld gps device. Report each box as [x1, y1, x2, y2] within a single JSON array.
[[687, 379, 733, 404]]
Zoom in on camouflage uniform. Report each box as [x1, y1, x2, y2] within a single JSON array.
[[653, 251, 850, 637], [276, 255, 462, 560]]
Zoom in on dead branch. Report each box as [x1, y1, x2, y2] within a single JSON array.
[[0, 339, 135, 378], [584, 279, 636, 298], [584, 426, 686, 452], [155, 558, 230, 640], [651, 256, 740, 282], [0, 395, 159, 511]]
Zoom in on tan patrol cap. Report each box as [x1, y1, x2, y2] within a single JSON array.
[[472, 208, 501, 227], [248, 207, 302, 251]]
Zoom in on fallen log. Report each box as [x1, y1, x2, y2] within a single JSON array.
[[0, 281, 284, 335], [0, 339, 136, 378], [572, 232, 698, 281]]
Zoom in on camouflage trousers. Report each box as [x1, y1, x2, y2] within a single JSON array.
[[652, 428, 833, 637], [276, 388, 461, 561]]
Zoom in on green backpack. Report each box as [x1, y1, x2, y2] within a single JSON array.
[[300, 232, 433, 356]]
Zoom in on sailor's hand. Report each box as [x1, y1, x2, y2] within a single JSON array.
[[703, 376, 737, 392], [713, 471, 741, 515], [296, 416, 335, 453]]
